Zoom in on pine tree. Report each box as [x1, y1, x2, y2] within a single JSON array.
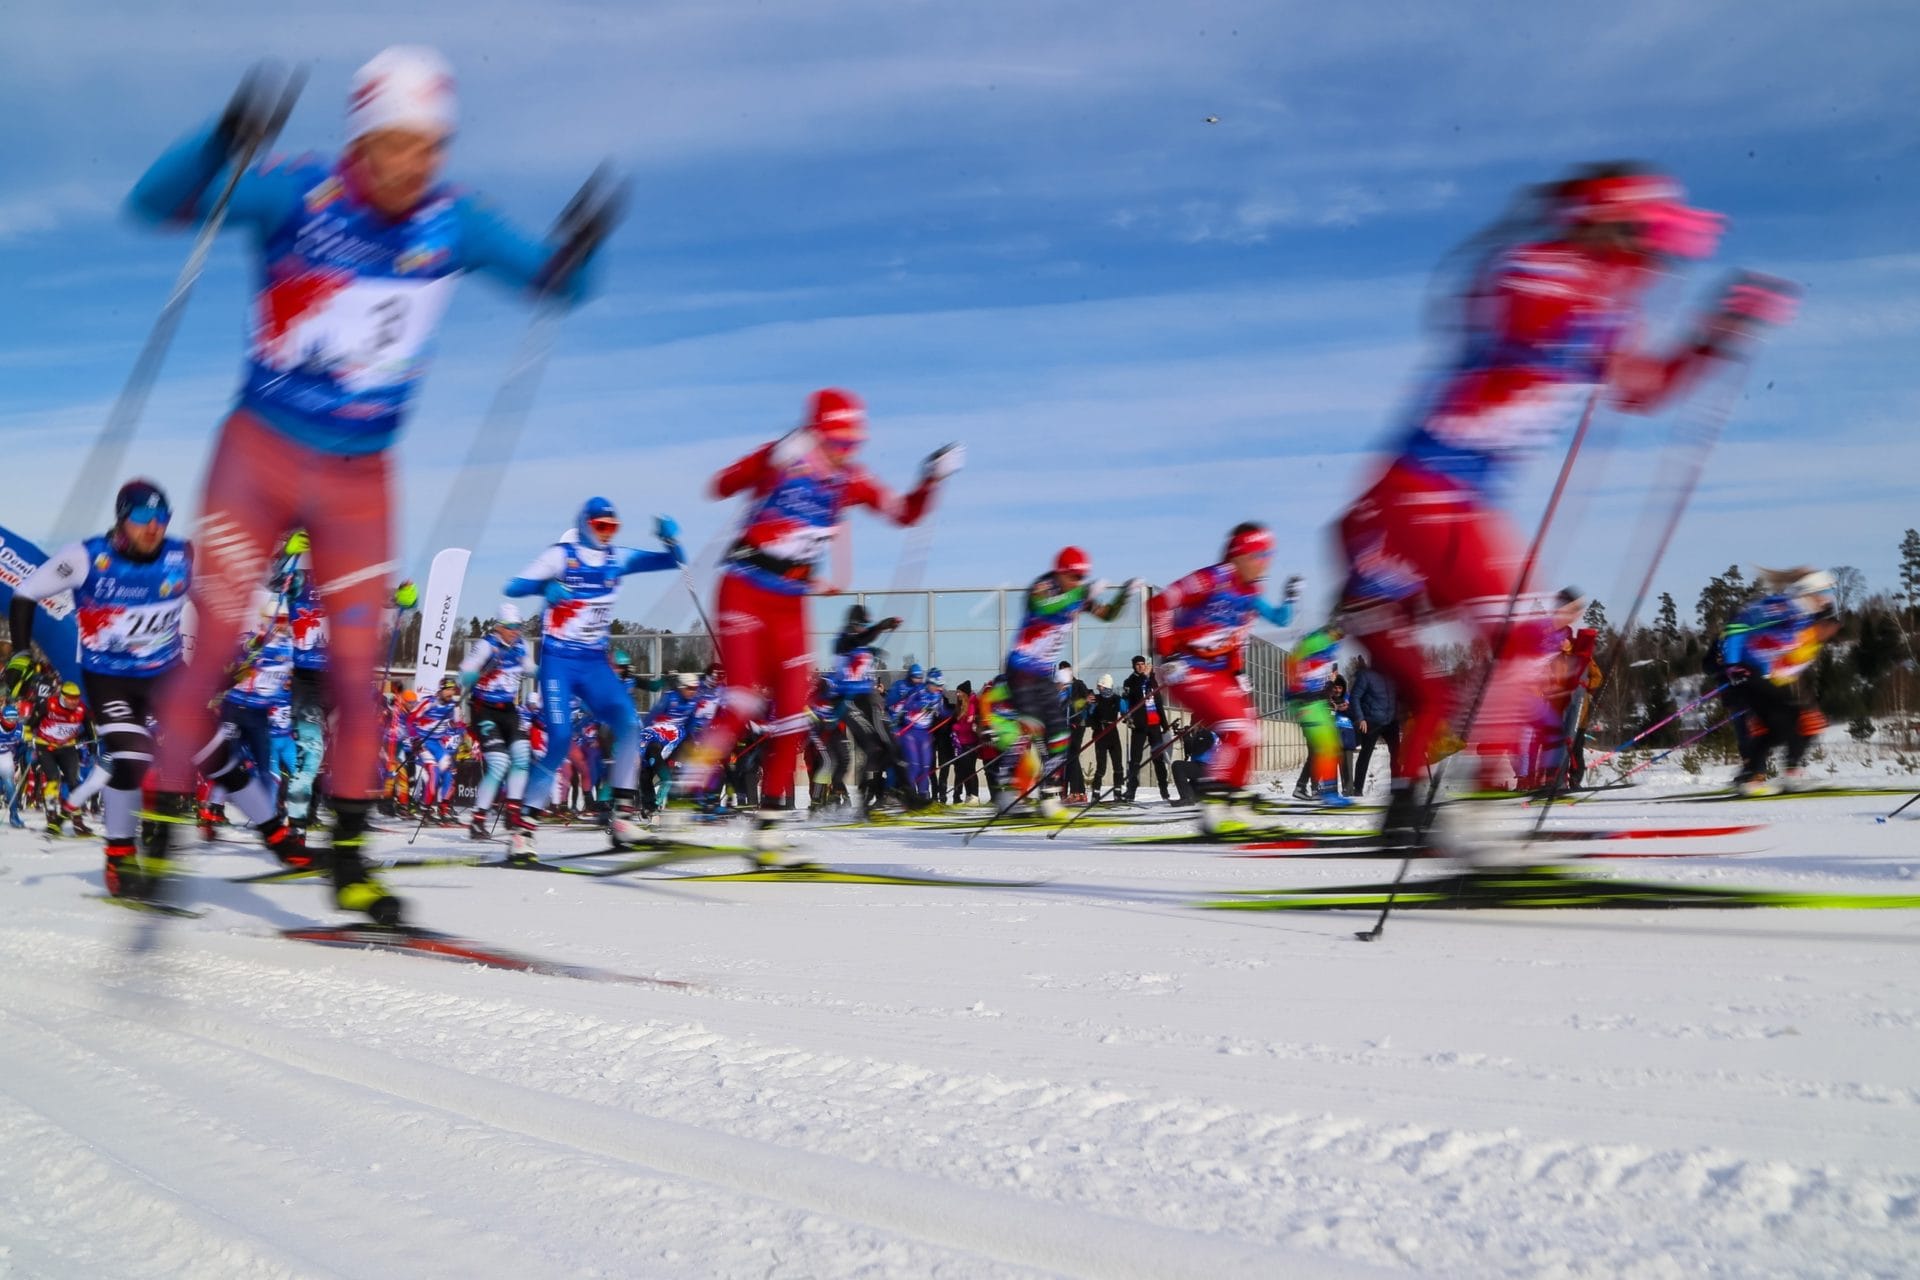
[[1582, 599, 1609, 635], [1654, 592, 1680, 655], [1901, 529, 1920, 626], [1695, 565, 1748, 634]]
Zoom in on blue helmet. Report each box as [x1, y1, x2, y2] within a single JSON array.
[[579, 496, 619, 547], [907, 663, 925, 681], [0, 703, 17, 725], [927, 667, 944, 685]]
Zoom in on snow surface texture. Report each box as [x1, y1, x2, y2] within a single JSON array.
[[2, 777, 1918, 1278]]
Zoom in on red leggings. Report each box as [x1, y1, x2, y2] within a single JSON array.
[[690, 573, 812, 804], [1337, 462, 1535, 786], [1162, 665, 1257, 789], [157, 410, 396, 800]]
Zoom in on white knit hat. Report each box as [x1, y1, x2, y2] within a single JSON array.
[[347, 46, 457, 141]]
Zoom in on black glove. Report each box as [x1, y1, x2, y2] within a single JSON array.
[[1725, 664, 1752, 685], [881, 617, 903, 632], [541, 164, 629, 297], [216, 62, 303, 159]]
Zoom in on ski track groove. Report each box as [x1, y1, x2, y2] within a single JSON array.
[[1, 917, 1917, 1278]]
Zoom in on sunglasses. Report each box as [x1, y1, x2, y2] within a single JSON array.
[[587, 516, 620, 540], [124, 507, 170, 527]]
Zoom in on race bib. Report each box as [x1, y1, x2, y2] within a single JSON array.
[[256, 275, 457, 394]]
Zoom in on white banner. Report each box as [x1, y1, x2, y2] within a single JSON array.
[[412, 547, 470, 692]]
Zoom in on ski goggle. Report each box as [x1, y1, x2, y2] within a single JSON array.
[[122, 504, 170, 528], [587, 515, 620, 543]]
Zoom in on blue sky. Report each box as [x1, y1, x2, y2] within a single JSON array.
[[2, 0, 1916, 634]]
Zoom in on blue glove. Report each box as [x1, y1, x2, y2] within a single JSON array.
[[543, 579, 574, 605], [655, 515, 687, 566], [456, 669, 479, 691]]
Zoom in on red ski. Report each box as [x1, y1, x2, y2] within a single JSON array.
[[279, 924, 696, 988]]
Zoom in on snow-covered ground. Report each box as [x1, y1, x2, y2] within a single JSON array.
[[4, 778, 1919, 1279]]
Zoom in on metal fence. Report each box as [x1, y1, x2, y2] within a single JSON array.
[[419, 586, 1307, 778]]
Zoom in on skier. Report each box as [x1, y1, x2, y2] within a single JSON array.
[[1332, 162, 1798, 849], [1719, 568, 1839, 795], [221, 598, 295, 806], [127, 47, 612, 923], [0, 703, 22, 827], [1284, 624, 1353, 808], [997, 548, 1136, 815], [886, 663, 941, 801], [502, 499, 680, 852], [641, 672, 702, 814], [406, 675, 465, 824], [29, 684, 93, 836], [1149, 522, 1302, 834], [284, 531, 330, 821], [681, 388, 961, 842], [8, 480, 303, 889], [824, 603, 910, 811], [457, 603, 532, 844]]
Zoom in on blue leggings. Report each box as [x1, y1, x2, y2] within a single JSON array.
[[898, 727, 932, 798], [526, 651, 637, 811]]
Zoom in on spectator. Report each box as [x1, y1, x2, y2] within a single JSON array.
[[1121, 655, 1173, 802], [949, 680, 982, 802], [1058, 661, 1092, 801], [1348, 653, 1400, 795], [928, 668, 955, 802], [1087, 673, 1125, 801]]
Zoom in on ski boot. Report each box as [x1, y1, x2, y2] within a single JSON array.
[[502, 801, 539, 863], [327, 799, 403, 925], [750, 799, 801, 864], [434, 800, 454, 826], [65, 804, 93, 837], [1198, 786, 1255, 837], [608, 801, 648, 849], [1778, 767, 1810, 793], [103, 839, 142, 899], [44, 805, 64, 836], [260, 816, 313, 869], [129, 793, 193, 901], [1035, 792, 1066, 821], [1376, 786, 1430, 851], [197, 801, 221, 843], [1317, 781, 1354, 810], [1735, 771, 1778, 798], [467, 808, 493, 841], [7, 810, 24, 830]]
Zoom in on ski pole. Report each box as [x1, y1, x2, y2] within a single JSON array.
[[1609, 711, 1738, 786], [50, 66, 305, 546], [1883, 792, 1920, 821], [1531, 360, 1755, 831], [1358, 386, 1604, 943], [414, 166, 628, 569], [1047, 716, 1187, 839], [1587, 681, 1731, 769]]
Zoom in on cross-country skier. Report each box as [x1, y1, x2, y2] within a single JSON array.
[[457, 603, 531, 845], [681, 388, 962, 843], [1284, 623, 1352, 809], [1332, 162, 1798, 850], [1149, 522, 1301, 835], [127, 47, 612, 923], [0, 703, 22, 827], [283, 530, 330, 821], [405, 675, 465, 823], [8, 481, 304, 890], [1717, 568, 1839, 795], [886, 663, 943, 801], [503, 499, 680, 853], [996, 548, 1136, 816]]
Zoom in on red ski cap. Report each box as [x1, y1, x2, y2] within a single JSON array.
[[808, 388, 867, 444]]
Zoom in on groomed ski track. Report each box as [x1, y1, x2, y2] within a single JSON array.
[[2, 786, 1918, 1278]]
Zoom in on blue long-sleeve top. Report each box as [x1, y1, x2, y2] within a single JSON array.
[[126, 121, 597, 457]]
